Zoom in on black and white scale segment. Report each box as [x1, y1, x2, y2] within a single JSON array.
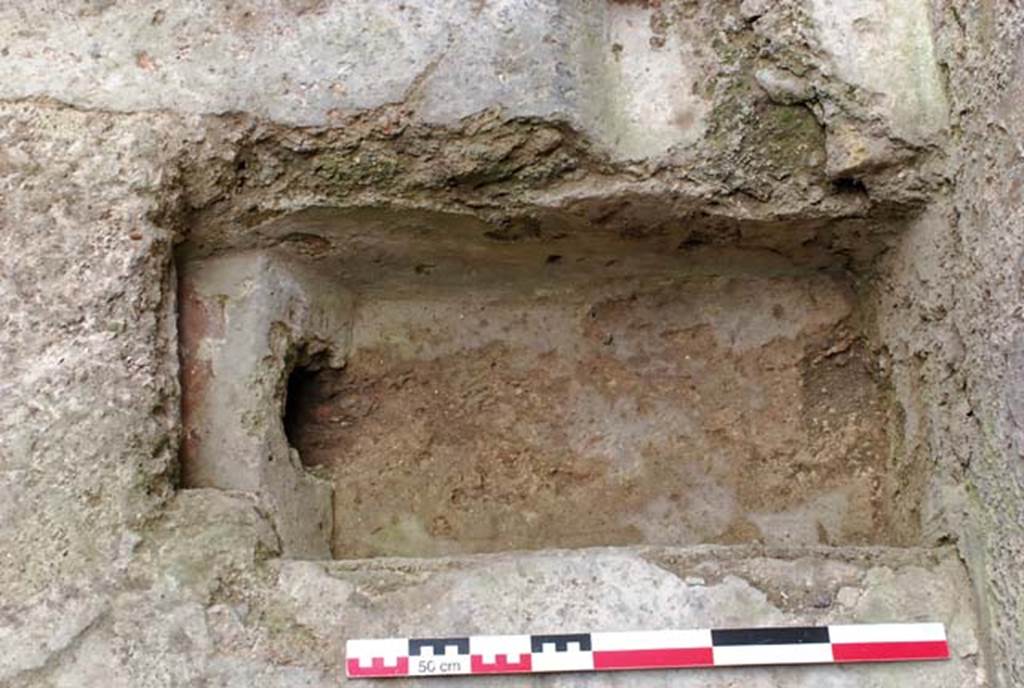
[[346, 622, 949, 678]]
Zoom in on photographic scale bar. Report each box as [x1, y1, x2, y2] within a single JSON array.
[[346, 622, 949, 678]]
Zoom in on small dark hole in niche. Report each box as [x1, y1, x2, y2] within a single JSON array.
[[283, 351, 332, 469], [832, 176, 867, 194]]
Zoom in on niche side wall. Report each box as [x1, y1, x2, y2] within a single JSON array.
[[179, 251, 353, 558]]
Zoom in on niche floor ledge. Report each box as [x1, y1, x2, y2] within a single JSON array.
[[266, 544, 983, 687]]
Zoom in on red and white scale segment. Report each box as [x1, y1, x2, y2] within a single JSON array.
[[346, 622, 949, 678]]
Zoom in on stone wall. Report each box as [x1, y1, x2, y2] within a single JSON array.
[[0, 0, 1019, 685], [0, 106, 182, 680], [876, 2, 1024, 683]]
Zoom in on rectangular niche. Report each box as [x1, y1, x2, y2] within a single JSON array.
[[180, 208, 922, 560]]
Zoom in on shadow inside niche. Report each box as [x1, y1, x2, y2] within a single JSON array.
[[282, 350, 335, 471]]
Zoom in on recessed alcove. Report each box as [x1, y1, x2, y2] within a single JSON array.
[[178, 207, 924, 559]]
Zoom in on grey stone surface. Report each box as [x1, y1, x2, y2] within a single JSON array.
[[0, 105, 182, 681], [807, 0, 948, 143], [0, 0, 946, 165], [0, 1, 453, 125], [870, 2, 1024, 683], [0, 0, 711, 160], [0, 0, 1020, 686], [179, 251, 355, 558], [314, 545, 983, 687], [10, 490, 985, 688]]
